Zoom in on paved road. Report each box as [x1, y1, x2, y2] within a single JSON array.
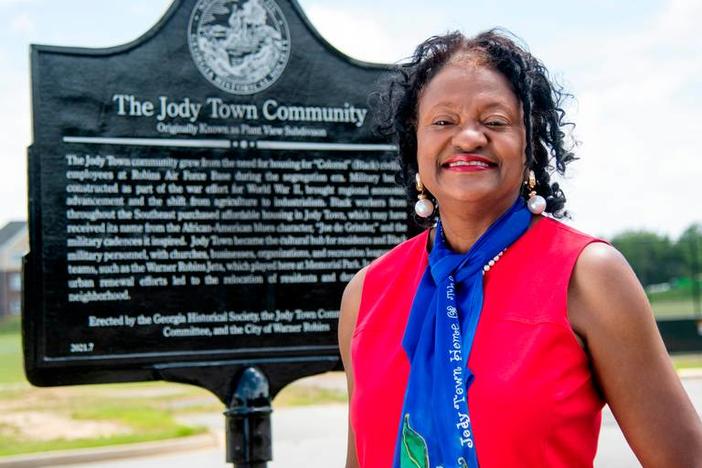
[[71, 378, 702, 468]]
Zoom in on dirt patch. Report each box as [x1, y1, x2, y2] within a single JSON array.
[[0, 386, 83, 412], [0, 411, 132, 441]]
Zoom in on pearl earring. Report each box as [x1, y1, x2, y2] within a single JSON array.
[[414, 173, 434, 218], [525, 170, 546, 215]]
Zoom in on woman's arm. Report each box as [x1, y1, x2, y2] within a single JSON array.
[[568, 242, 702, 467], [338, 266, 368, 468]]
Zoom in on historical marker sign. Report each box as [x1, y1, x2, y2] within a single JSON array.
[[24, 0, 408, 396]]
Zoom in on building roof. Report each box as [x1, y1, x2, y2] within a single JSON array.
[[0, 221, 27, 248]]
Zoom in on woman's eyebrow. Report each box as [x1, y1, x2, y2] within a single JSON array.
[[422, 101, 517, 115], [421, 100, 461, 110]]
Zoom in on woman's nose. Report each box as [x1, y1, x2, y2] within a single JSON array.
[[451, 122, 488, 151]]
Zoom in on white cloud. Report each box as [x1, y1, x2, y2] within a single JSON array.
[[0, 67, 30, 223], [537, 1, 702, 239], [10, 12, 35, 34], [302, 4, 421, 64], [656, 0, 702, 42], [0, 6, 30, 225]]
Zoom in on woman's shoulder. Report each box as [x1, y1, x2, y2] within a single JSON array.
[[565, 220, 649, 345], [531, 216, 602, 244], [503, 217, 606, 274], [538, 217, 623, 283], [569, 241, 638, 320], [530, 216, 624, 307]]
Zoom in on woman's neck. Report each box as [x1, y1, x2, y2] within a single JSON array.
[[436, 194, 522, 253]]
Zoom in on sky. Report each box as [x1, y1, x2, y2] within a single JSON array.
[[0, 0, 699, 240]]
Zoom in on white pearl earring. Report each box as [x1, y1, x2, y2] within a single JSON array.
[[414, 173, 435, 218], [525, 170, 546, 215]]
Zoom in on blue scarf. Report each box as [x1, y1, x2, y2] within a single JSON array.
[[393, 198, 531, 468]]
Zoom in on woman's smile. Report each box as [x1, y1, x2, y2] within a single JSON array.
[[442, 153, 497, 172]]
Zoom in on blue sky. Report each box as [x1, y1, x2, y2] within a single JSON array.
[[0, 0, 700, 238]]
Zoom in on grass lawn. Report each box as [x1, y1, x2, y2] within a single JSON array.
[[671, 353, 702, 370], [651, 298, 701, 319], [0, 334, 24, 384], [0, 316, 216, 456], [0, 316, 20, 335], [275, 383, 347, 407], [0, 374, 347, 457], [0, 381, 211, 457]]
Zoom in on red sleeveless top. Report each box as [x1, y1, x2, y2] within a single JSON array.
[[350, 217, 605, 467]]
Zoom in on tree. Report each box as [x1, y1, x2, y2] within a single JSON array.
[[610, 231, 684, 287], [675, 223, 702, 314], [676, 223, 702, 276]]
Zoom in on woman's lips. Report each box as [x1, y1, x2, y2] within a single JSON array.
[[442, 155, 497, 172]]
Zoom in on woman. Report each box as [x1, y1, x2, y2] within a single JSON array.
[[338, 30, 702, 468]]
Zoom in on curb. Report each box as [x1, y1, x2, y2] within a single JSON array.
[[0, 433, 217, 467]]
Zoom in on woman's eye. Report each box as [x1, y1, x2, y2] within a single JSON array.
[[432, 119, 452, 126], [485, 120, 508, 128]]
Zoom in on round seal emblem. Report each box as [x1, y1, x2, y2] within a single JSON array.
[[188, 0, 291, 95]]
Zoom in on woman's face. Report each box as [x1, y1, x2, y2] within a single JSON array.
[[416, 60, 526, 212]]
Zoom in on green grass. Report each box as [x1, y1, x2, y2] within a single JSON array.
[[0, 374, 348, 458], [647, 278, 702, 317], [274, 385, 347, 407], [671, 353, 702, 370], [0, 420, 201, 457], [0, 334, 23, 384], [0, 316, 24, 385], [71, 401, 201, 435], [0, 383, 210, 457], [651, 298, 701, 319], [0, 321, 215, 457], [650, 288, 697, 302], [0, 323, 345, 458], [0, 431, 200, 458], [648, 280, 694, 301], [0, 316, 20, 335]]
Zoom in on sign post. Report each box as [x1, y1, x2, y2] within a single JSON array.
[[24, 0, 410, 464]]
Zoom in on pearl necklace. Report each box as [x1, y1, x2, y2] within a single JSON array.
[[437, 228, 507, 275], [482, 249, 506, 275]]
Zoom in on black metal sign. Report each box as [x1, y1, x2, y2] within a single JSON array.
[[24, 0, 408, 400]]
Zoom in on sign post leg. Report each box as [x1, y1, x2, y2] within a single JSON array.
[[225, 367, 273, 467]]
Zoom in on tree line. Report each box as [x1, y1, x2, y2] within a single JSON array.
[[610, 223, 701, 288]]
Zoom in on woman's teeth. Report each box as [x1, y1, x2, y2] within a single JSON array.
[[446, 160, 490, 167]]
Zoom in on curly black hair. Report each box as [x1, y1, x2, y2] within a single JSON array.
[[371, 29, 576, 227]]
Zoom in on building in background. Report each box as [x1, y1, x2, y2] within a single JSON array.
[[0, 221, 27, 318]]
